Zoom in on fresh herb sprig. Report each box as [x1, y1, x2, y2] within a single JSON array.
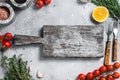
[[0, 55, 34, 80], [92, 0, 120, 20]]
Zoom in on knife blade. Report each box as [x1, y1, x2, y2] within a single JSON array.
[[112, 20, 119, 61], [104, 23, 113, 65]]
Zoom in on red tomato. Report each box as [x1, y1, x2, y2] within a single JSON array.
[[4, 32, 13, 41], [86, 72, 94, 80], [99, 76, 106, 80], [106, 74, 114, 80], [0, 35, 3, 42], [106, 65, 114, 71], [36, 0, 44, 8], [93, 69, 101, 77], [43, 0, 51, 5], [112, 72, 120, 79], [113, 62, 120, 69], [99, 66, 107, 73], [2, 41, 11, 48], [78, 74, 86, 80]]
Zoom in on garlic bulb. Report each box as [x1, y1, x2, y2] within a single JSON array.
[[80, 0, 89, 3], [37, 72, 44, 78]]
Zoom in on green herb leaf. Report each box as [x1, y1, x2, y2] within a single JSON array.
[[0, 54, 34, 80]]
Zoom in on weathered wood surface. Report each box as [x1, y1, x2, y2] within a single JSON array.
[[14, 25, 104, 58], [43, 25, 104, 58], [14, 35, 44, 45]]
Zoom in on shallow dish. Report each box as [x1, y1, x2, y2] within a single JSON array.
[[10, 0, 32, 9], [0, 2, 15, 25]]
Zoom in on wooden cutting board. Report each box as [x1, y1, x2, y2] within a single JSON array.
[[14, 25, 104, 58]]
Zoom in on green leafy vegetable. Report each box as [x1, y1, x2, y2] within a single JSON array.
[[91, 0, 120, 20], [0, 54, 34, 80]]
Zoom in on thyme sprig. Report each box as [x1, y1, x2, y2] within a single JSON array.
[[0, 54, 34, 80]]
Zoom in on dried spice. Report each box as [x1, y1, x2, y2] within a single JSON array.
[[0, 7, 10, 20]]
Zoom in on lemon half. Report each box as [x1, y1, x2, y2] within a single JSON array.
[[92, 6, 109, 22]]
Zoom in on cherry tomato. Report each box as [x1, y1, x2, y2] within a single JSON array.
[[93, 69, 101, 77], [2, 41, 11, 48], [78, 74, 86, 80], [0, 35, 3, 42], [106, 74, 114, 80], [36, 0, 44, 8], [113, 62, 120, 69], [43, 0, 51, 5], [86, 72, 94, 80], [106, 65, 114, 71], [4, 32, 13, 41], [99, 76, 106, 80], [99, 66, 107, 73], [112, 72, 120, 79]]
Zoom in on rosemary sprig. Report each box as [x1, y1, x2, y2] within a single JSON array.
[[91, 0, 120, 20], [0, 54, 34, 80]]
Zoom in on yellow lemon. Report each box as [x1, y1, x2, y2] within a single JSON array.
[[92, 6, 109, 22]]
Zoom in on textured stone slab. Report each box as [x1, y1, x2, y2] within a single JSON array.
[[43, 25, 104, 58]]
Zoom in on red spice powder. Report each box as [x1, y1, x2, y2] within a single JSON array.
[[0, 7, 9, 20]]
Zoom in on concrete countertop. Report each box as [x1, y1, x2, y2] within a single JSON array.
[[0, 0, 120, 80]]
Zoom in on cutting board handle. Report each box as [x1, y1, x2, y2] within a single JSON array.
[[13, 35, 44, 45]]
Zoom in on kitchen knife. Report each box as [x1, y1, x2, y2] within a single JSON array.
[[112, 20, 119, 61]]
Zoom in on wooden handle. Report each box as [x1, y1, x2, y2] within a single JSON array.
[[112, 39, 118, 61], [104, 41, 110, 65], [13, 35, 44, 45]]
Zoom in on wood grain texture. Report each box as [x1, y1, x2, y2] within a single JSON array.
[[43, 25, 104, 58], [104, 41, 110, 65], [14, 35, 44, 45], [113, 39, 118, 61]]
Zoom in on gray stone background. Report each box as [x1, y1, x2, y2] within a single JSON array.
[[0, 0, 120, 80]]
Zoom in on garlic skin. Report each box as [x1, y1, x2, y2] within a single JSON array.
[[37, 72, 44, 78], [28, 66, 32, 72], [80, 0, 89, 3]]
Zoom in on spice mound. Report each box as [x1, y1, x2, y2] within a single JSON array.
[[0, 7, 10, 20]]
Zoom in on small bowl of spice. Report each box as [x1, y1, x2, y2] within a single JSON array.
[[10, 0, 32, 9], [0, 2, 15, 25]]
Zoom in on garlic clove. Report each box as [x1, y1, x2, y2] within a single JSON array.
[[37, 72, 44, 78], [80, 0, 89, 3], [28, 66, 32, 72]]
